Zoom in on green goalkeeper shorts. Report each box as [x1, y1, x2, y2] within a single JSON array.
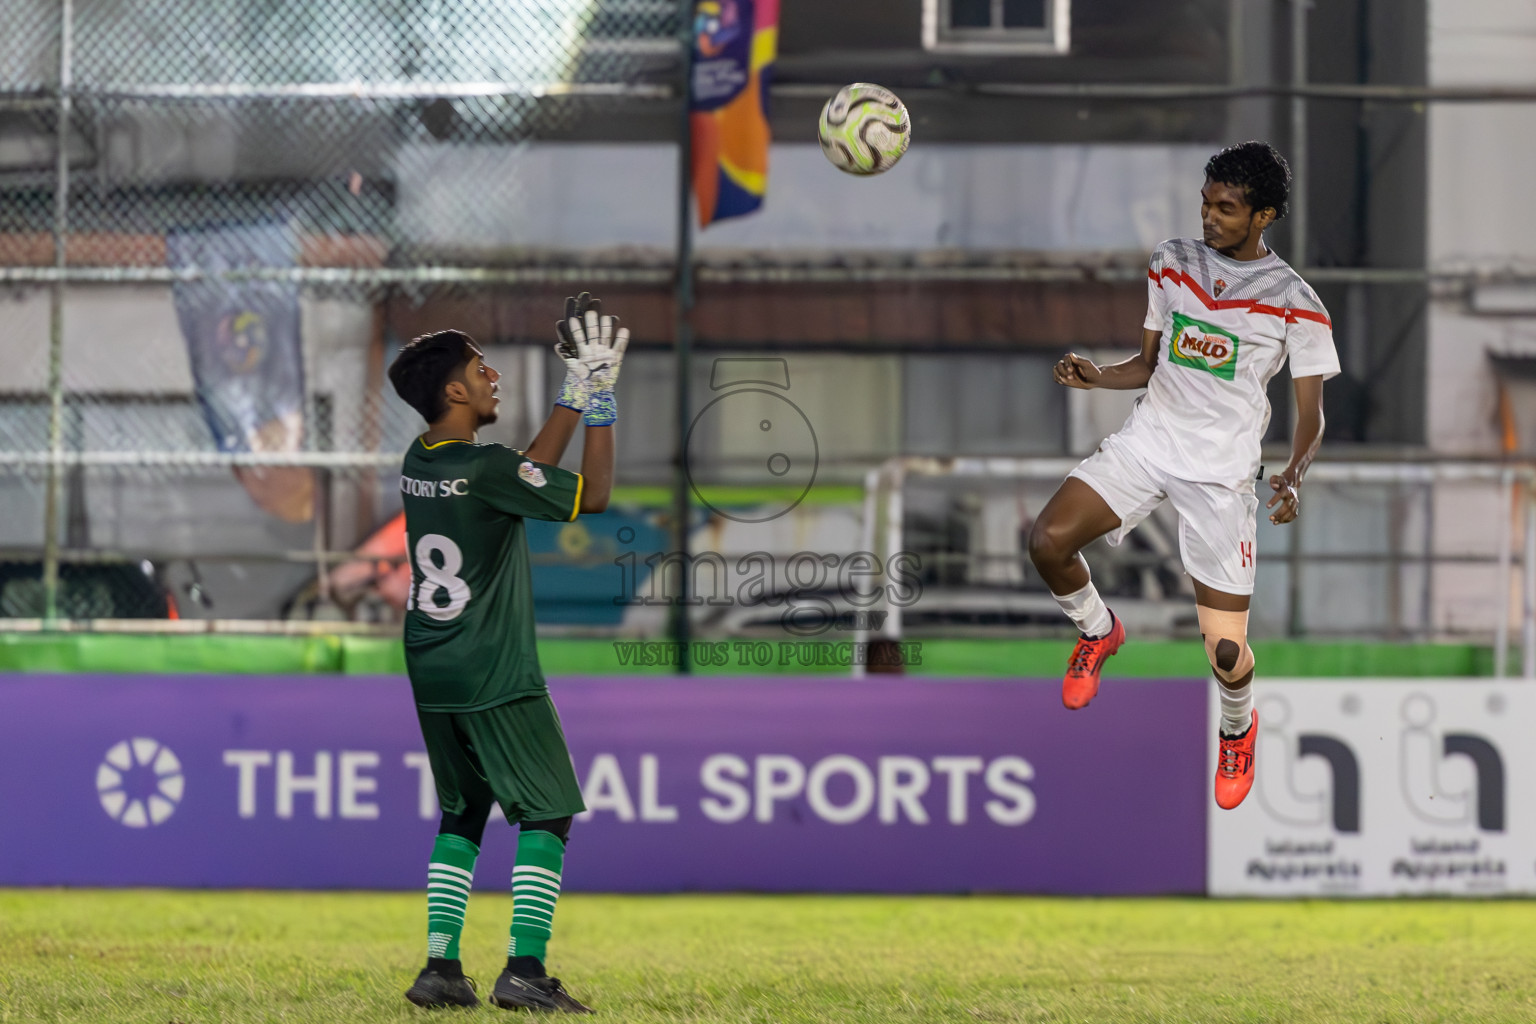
[[416, 695, 587, 823]]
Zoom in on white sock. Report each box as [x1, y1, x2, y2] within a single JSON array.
[[1219, 680, 1254, 737], [1052, 581, 1113, 639]]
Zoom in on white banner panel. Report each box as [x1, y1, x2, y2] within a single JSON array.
[[1208, 680, 1536, 897]]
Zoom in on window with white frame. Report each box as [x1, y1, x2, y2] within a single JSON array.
[[922, 0, 1070, 55]]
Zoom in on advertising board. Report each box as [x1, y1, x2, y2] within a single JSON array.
[[1208, 680, 1536, 896], [0, 675, 1207, 894]]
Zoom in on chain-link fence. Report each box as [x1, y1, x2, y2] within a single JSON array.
[[6, 2, 1532, 643], [0, 0, 682, 624]]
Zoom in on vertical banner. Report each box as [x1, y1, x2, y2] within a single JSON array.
[[1209, 680, 1536, 896], [167, 223, 312, 522], [689, 0, 777, 227]]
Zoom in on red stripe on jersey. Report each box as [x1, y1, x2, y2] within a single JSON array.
[[1286, 308, 1332, 326], [1154, 267, 1333, 329]]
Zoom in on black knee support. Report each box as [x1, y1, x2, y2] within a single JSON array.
[[519, 816, 573, 843], [438, 803, 493, 847]]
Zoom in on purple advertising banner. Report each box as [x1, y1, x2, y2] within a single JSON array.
[[0, 676, 1207, 893]]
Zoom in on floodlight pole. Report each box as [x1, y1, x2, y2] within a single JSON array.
[[42, 0, 74, 627], [670, 0, 696, 672]]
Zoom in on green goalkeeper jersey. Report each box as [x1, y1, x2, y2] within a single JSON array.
[[400, 437, 583, 712]]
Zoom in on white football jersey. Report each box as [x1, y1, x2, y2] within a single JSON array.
[[1111, 237, 1341, 487]]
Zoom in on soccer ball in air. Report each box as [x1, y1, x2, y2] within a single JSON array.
[[817, 83, 910, 176]]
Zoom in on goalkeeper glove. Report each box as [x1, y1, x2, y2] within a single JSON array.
[[555, 291, 599, 413], [553, 292, 628, 426]]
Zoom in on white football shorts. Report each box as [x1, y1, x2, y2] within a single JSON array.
[[1068, 433, 1259, 596]]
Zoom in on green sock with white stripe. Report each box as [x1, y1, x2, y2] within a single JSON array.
[[426, 834, 479, 961], [507, 829, 565, 964]]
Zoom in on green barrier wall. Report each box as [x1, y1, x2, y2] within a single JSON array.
[[0, 633, 1499, 677]]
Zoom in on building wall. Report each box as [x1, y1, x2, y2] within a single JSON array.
[[395, 141, 1211, 254], [1424, 0, 1536, 637], [1427, 0, 1536, 454]]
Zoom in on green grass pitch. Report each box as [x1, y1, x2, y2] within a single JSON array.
[[3, 890, 1535, 1023]]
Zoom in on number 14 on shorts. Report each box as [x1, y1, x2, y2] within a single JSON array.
[[1239, 542, 1253, 569]]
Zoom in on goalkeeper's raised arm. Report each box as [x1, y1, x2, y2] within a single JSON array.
[[524, 291, 627, 513]]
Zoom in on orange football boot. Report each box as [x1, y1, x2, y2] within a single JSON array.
[[1214, 708, 1258, 810], [1061, 613, 1125, 709]]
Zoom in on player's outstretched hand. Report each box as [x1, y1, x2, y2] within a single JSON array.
[[564, 308, 629, 388], [1054, 352, 1102, 390], [1267, 472, 1300, 525], [556, 291, 600, 360], [555, 291, 600, 412], [553, 293, 629, 426], [554, 293, 630, 425]]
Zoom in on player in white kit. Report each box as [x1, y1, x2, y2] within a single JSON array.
[[1027, 141, 1340, 810]]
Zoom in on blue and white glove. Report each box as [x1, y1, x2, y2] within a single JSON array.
[[554, 291, 599, 414], [554, 292, 628, 426]]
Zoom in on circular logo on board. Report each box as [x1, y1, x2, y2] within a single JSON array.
[[97, 738, 184, 828]]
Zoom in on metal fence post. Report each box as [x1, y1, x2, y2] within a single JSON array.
[[1420, 479, 1434, 642], [852, 467, 881, 680], [1290, 0, 1309, 268], [886, 463, 906, 644], [1287, 508, 1304, 637], [670, 0, 696, 672], [1495, 468, 1514, 678], [41, 0, 73, 627], [1524, 477, 1535, 679]]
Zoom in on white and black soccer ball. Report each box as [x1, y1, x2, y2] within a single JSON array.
[[817, 83, 911, 176]]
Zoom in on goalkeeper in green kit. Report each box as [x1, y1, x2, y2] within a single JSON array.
[[386, 293, 625, 1013]]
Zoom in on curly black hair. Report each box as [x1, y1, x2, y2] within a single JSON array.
[[1204, 141, 1290, 221], [388, 329, 477, 424]]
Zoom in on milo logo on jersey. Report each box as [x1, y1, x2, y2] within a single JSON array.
[[1169, 312, 1240, 381]]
